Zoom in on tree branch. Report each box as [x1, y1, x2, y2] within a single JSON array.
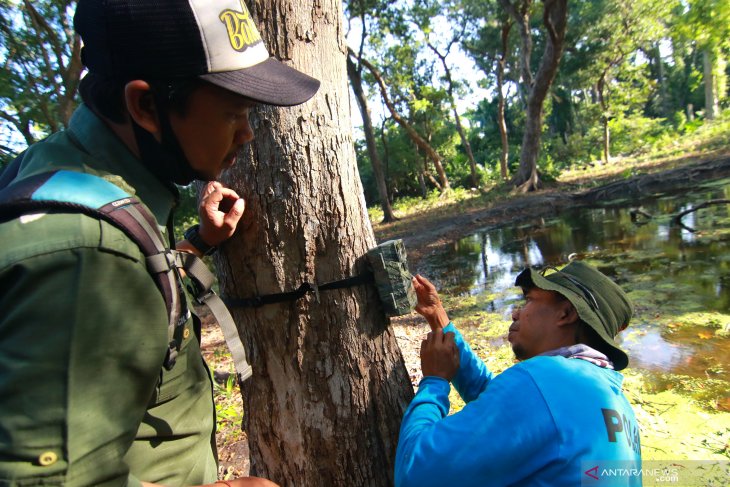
[[0, 110, 35, 145], [357, 0, 367, 76], [673, 199, 730, 232], [350, 48, 450, 190], [21, 0, 62, 99], [542, 0, 558, 44]]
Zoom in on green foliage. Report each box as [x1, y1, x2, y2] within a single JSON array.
[[606, 115, 673, 157], [368, 185, 481, 222], [213, 374, 245, 442], [4, 0, 730, 205], [0, 0, 82, 166], [173, 185, 201, 237]]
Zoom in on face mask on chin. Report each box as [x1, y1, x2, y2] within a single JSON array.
[[130, 89, 206, 189]]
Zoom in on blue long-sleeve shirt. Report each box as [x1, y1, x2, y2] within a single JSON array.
[[395, 323, 641, 486]]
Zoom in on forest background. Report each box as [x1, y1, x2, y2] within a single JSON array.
[[1, 0, 730, 483], [2, 0, 729, 211]]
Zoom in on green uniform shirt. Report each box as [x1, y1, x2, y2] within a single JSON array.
[[0, 105, 218, 486]]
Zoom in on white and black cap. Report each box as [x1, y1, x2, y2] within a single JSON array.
[[74, 0, 320, 106]]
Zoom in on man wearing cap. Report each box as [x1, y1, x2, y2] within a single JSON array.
[[0, 0, 318, 486], [395, 263, 641, 487]]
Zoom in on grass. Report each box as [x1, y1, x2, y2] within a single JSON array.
[[213, 371, 246, 442], [205, 108, 730, 475], [369, 110, 730, 232], [367, 186, 485, 224]]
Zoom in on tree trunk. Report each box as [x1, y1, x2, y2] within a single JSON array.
[[380, 118, 393, 203], [452, 107, 478, 188], [497, 19, 512, 181], [347, 55, 397, 223], [602, 116, 610, 164], [597, 73, 609, 165], [703, 49, 717, 120], [512, 0, 568, 192], [499, 0, 533, 99], [426, 42, 479, 189], [216, 1, 414, 485], [417, 172, 427, 198], [355, 51, 450, 192], [653, 44, 670, 118]]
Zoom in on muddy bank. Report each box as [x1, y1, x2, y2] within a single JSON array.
[[375, 155, 730, 267]]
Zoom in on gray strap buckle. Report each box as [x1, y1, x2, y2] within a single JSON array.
[[179, 252, 253, 382]]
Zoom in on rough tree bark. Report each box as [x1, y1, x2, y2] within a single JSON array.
[[512, 0, 568, 192], [347, 54, 397, 223], [355, 52, 451, 192], [215, 1, 414, 485], [426, 38, 480, 189]]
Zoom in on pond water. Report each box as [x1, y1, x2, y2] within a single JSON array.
[[419, 179, 730, 389]]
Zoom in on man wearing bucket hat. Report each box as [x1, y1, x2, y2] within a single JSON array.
[[395, 263, 641, 487], [0, 1, 318, 485]]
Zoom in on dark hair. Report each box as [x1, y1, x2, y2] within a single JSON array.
[[575, 320, 608, 353], [78, 73, 205, 123]]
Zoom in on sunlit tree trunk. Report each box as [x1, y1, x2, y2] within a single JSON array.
[[703, 50, 718, 120], [427, 41, 479, 189], [356, 53, 451, 192], [216, 1, 414, 485], [602, 116, 610, 164], [498, 0, 533, 101], [597, 72, 610, 165], [512, 0, 568, 192], [652, 44, 670, 118], [347, 55, 397, 223], [497, 18, 512, 181]]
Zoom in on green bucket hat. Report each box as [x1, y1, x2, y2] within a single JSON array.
[[515, 261, 633, 370]]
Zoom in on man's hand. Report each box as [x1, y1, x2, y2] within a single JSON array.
[[197, 181, 245, 247], [413, 274, 450, 331], [420, 329, 459, 381]]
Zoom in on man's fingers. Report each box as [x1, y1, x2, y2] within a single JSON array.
[[217, 187, 240, 201], [203, 181, 218, 195], [223, 198, 245, 228], [415, 274, 435, 291], [202, 182, 239, 203]]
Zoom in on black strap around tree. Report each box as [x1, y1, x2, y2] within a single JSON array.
[[222, 271, 375, 309]]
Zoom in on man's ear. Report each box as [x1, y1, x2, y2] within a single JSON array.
[[124, 80, 161, 137], [556, 300, 580, 327]]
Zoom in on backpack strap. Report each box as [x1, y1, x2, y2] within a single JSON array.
[[148, 251, 253, 382], [0, 170, 253, 380], [0, 171, 185, 370]]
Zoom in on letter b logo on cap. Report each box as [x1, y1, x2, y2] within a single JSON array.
[[219, 0, 263, 51]]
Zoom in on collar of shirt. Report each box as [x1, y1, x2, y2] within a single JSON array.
[[539, 344, 615, 369], [65, 104, 178, 227]]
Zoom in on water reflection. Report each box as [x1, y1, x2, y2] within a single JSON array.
[[420, 180, 730, 379], [619, 326, 692, 372]]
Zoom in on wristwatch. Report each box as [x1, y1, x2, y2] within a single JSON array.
[[183, 224, 216, 256]]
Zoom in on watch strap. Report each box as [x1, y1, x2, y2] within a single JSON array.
[[184, 224, 216, 256]]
